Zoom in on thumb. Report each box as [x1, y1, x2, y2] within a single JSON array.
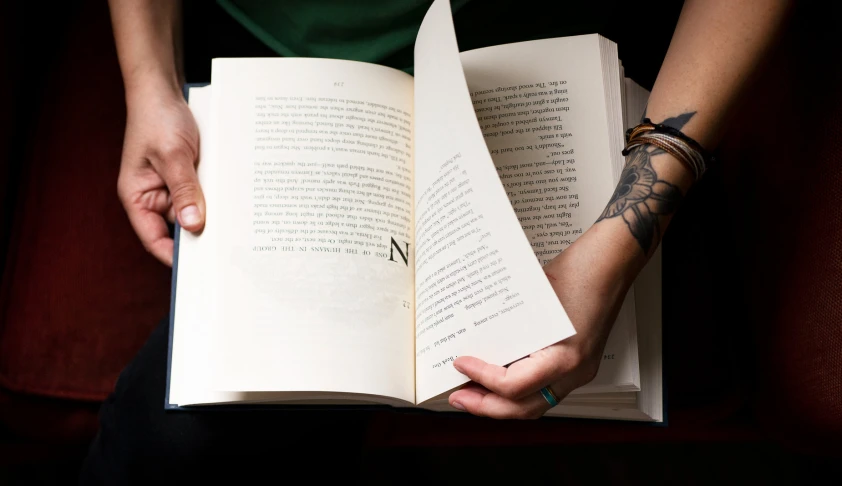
[[157, 147, 206, 233]]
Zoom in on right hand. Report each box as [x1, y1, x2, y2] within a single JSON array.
[[448, 222, 638, 419], [117, 87, 204, 266]]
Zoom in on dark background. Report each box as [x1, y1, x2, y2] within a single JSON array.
[[3, 1, 842, 484]]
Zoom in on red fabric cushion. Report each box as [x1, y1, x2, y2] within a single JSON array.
[[718, 3, 842, 454], [0, 0, 170, 411]]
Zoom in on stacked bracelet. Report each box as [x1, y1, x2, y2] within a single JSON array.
[[622, 118, 713, 182]]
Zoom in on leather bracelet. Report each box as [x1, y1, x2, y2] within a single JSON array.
[[623, 118, 714, 182]]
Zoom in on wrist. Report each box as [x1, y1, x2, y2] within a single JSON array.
[[577, 219, 649, 289], [123, 66, 183, 109], [543, 221, 644, 305]]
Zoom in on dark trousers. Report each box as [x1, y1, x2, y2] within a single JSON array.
[[80, 319, 371, 484]]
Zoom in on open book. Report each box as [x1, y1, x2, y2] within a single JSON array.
[[168, 0, 663, 422]]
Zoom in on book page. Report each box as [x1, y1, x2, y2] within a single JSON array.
[[170, 85, 229, 407], [413, 0, 576, 403], [201, 59, 416, 403], [172, 87, 412, 408], [459, 36, 640, 394]]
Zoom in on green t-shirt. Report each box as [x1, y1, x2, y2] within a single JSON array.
[[214, 1, 653, 79], [217, 0, 470, 71]]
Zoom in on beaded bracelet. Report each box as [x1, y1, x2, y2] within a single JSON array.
[[622, 118, 714, 182]]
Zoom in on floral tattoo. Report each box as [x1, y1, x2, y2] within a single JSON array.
[[595, 112, 695, 255]]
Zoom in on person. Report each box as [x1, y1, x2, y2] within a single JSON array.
[[84, 0, 791, 482]]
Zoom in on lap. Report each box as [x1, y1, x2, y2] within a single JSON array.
[[81, 318, 370, 485]]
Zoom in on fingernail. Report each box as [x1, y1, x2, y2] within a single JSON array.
[[180, 205, 201, 226], [451, 401, 465, 411], [452, 360, 463, 373]]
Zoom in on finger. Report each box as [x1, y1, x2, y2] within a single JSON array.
[[154, 144, 205, 233], [448, 387, 550, 420], [453, 352, 562, 400], [166, 204, 176, 224], [123, 197, 174, 266], [118, 173, 175, 265], [459, 382, 490, 396]]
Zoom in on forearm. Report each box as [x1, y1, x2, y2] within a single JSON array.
[[108, 0, 183, 102], [560, 0, 790, 279], [546, 0, 790, 292], [647, 0, 791, 150]]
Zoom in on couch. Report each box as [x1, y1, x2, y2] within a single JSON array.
[[1, 0, 840, 465]]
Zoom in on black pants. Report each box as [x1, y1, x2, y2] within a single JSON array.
[[80, 319, 371, 484]]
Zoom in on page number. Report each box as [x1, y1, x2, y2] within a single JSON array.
[[334, 82, 344, 87]]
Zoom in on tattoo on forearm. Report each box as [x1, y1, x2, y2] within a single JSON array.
[[595, 111, 696, 254]]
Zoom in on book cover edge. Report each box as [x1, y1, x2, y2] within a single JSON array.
[[164, 222, 181, 410], [165, 82, 209, 411]]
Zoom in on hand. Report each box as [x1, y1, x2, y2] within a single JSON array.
[[117, 86, 204, 266], [448, 224, 640, 419]]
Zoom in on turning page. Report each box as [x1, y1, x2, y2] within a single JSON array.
[[412, 0, 577, 403], [459, 36, 641, 394], [180, 59, 417, 404]]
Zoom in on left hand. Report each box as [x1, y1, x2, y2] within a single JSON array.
[[448, 223, 642, 419]]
